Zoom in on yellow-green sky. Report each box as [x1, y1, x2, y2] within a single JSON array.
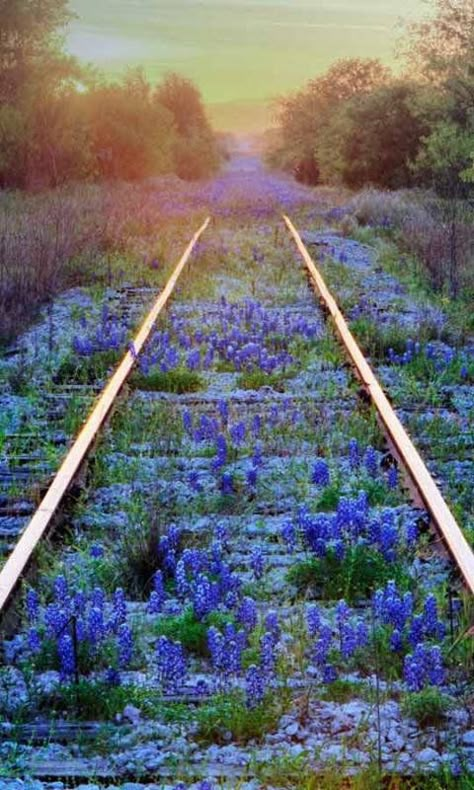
[[67, 0, 427, 132]]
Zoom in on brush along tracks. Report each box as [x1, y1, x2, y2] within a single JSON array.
[[0, 214, 473, 786]]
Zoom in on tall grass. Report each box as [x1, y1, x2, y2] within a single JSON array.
[[0, 177, 205, 346], [347, 189, 474, 302]]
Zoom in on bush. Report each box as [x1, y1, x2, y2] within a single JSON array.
[[402, 687, 453, 727]]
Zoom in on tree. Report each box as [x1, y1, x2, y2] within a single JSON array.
[[267, 59, 390, 184], [87, 72, 176, 181], [317, 81, 429, 189], [154, 73, 220, 180], [0, 0, 72, 103]]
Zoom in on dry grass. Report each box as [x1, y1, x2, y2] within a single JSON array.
[[347, 189, 474, 299]]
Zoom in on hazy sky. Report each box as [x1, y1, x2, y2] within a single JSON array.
[[67, 0, 427, 130]]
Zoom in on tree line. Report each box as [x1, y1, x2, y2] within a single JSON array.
[[266, 0, 474, 199], [0, 0, 220, 189]]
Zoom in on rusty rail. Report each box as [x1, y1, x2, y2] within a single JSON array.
[[283, 213, 474, 594], [0, 218, 210, 617]]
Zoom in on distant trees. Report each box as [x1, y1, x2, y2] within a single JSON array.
[[0, 2, 220, 189], [266, 58, 390, 184], [267, 0, 474, 196]]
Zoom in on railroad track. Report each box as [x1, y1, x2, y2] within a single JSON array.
[[0, 213, 473, 786]]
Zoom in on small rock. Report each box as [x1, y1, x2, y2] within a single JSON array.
[[462, 730, 474, 747], [416, 747, 440, 765], [123, 704, 141, 726]]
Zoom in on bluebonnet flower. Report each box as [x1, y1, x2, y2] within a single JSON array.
[[186, 349, 201, 371], [281, 520, 296, 554], [311, 459, 330, 487], [208, 626, 225, 673], [387, 466, 398, 489], [364, 446, 378, 478], [112, 588, 127, 629], [405, 520, 418, 548], [58, 633, 76, 680], [422, 595, 446, 640], [245, 664, 266, 708], [182, 410, 193, 435], [246, 466, 258, 491], [322, 664, 338, 683], [155, 636, 186, 692], [260, 632, 276, 676], [54, 575, 68, 603], [188, 470, 204, 493], [230, 421, 246, 446], [251, 414, 262, 436], [252, 443, 264, 467], [175, 559, 189, 599], [404, 643, 444, 692], [88, 605, 105, 646], [356, 621, 369, 649], [44, 604, 68, 638], [118, 624, 133, 668], [218, 399, 229, 428], [390, 629, 403, 652], [28, 627, 41, 654], [313, 624, 332, 669], [105, 667, 121, 686], [26, 589, 40, 623], [237, 597, 258, 632], [90, 543, 104, 559], [348, 438, 360, 469], [408, 615, 424, 647], [220, 472, 235, 496], [147, 570, 165, 615], [212, 434, 227, 471], [264, 611, 281, 642], [193, 574, 218, 620], [306, 605, 321, 638], [250, 546, 265, 581]]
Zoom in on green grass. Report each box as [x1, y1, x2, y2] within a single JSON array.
[[196, 689, 288, 745], [401, 688, 453, 728], [237, 368, 296, 391], [287, 546, 409, 604], [153, 607, 234, 656], [37, 680, 189, 721], [130, 368, 205, 393], [54, 349, 122, 384]]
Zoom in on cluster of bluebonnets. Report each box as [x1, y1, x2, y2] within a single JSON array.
[[133, 298, 322, 377], [21, 502, 448, 704], [72, 304, 129, 358], [387, 339, 472, 381]]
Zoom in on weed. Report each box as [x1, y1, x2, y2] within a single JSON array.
[[402, 688, 453, 727], [287, 546, 409, 604], [131, 368, 205, 393]]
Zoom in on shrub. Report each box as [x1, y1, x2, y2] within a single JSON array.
[[402, 687, 453, 727], [130, 368, 205, 393]]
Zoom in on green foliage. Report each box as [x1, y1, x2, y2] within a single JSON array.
[[54, 350, 121, 384], [317, 82, 429, 189], [402, 688, 453, 727], [38, 680, 187, 721], [287, 546, 408, 604], [153, 607, 233, 656], [266, 58, 390, 184], [237, 369, 296, 391], [131, 368, 205, 394], [196, 690, 286, 744]]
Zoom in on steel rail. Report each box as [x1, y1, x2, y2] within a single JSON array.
[[283, 214, 474, 595], [0, 217, 211, 617]]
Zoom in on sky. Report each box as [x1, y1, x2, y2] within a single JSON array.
[[66, 0, 427, 132]]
